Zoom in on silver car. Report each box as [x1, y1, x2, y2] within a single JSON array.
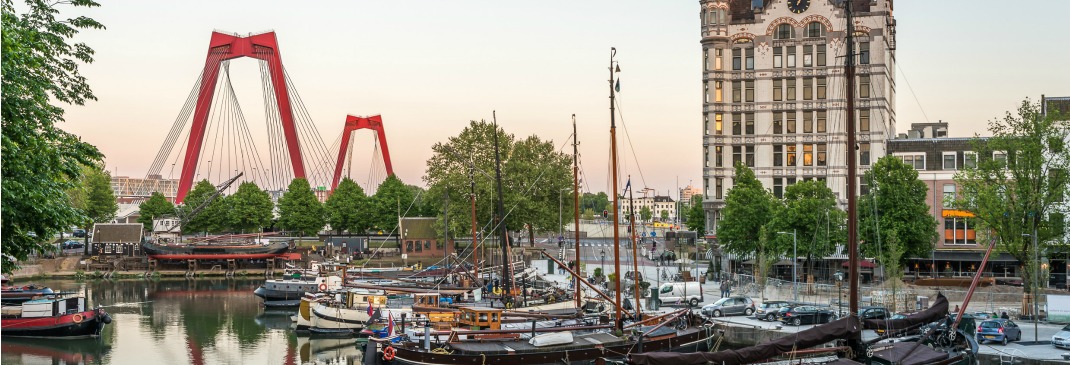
[[1052, 324, 1070, 349], [701, 296, 755, 317]]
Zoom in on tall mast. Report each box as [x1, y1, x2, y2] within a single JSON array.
[[573, 114, 583, 309], [471, 167, 480, 285], [845, 0, 861, 350], [609, 47, 623, 330], [629, 177, 642, 316], [492, 111, 513, 300]]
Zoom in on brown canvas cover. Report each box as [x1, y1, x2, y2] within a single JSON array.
[[862, 293, 949, 332]]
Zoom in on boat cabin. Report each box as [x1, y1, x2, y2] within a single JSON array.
[[457, 306, 502, 330], [413, 293, 441, 307], [1, 297, 85, 319]]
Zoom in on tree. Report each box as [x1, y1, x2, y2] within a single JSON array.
[[68, 165, 117, 253], [371, 175, 414, 233], [138, 192, 175, 231], [228, 182, 273, 233], [581, 192, 611, 214], [718, 163, 777, 257], [501, 135, 572, 245], [756, 226, 777, 301], [2, 0, 105, 273], [325, 178, 371, 234], [277, 178, 325, 237], [767, 180, 846, 287], [660, 209, 670, 221], [639, 206, 653, 222], [685, 195, 705, 233], [879, 231, 907, 312], [858, 155, 939, 263], [179, 180, 226, 234], [955, 99, 1069, 307]]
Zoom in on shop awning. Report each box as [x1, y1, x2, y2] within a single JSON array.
[[942, 209, 976, 218], [927, 251, 1018, 262]]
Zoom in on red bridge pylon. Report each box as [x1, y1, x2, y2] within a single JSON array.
[[331, 115, 394, 191]]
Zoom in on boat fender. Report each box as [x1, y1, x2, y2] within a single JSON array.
[[72, 313, 85, 323], [319, 283, 328, 291], [382, 346, 396, 361]]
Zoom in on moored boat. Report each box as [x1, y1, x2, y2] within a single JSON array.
[[1, 284, 55, 305], [1, 296, 112, 338], [254, 275, 344, 304], [141, 241, 289, 260]]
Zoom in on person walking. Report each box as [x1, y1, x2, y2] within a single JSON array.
[[724, 280, 733, 297], [719, 281, 728, 298]]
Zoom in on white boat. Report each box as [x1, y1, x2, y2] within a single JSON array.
[[308, 290, 410, 332]]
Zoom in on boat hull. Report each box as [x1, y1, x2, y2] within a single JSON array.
[[390, 327, 714, 365], [141, 242, 289, 260], [1, 309, 110, 339]]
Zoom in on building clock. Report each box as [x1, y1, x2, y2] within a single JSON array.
[[787, 0, 810, 14]]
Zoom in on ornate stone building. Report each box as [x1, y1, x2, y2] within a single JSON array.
[[700, 0, 897, 237]]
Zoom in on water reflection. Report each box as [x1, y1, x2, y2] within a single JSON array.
[[0, 279, 362, 365]]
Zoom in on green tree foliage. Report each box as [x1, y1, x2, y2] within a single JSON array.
[[756, 226, 777, 300], [180, 180, 226, 234], [278, 178, 326, 236], [1, 0, 105, 273], [858, 155, 939, 263], [325, 178, 371, 234], [955, 99, 1069, 295], [685, 195, 705, 233], [138, 192, 175, 231], [767, 180, 846, 278], [371, 175, 415, 233], [639, 206, 653, 222], [501, 135, 572, 244], [67, 164, 117, 253], [581, 192, 611, 215], [880, 231, 907, 312], [228, 182, 273, 233], [660, 209, 670, 221], [719, 163, 776, 256]]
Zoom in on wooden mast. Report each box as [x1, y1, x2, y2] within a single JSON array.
[[609, 47, 623, 330], [845, 0, 861, 351], [470, 166, 480, 285], [573, 114, 583, 309], [492, 111, 513, 303], [629, 177, 642, 315]]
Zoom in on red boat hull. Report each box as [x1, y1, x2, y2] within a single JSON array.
[[141, 242, 289, 260], [1, 309, 110, 338]]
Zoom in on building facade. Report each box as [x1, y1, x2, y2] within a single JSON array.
[[621, 195, 678, 222], [700, 0, 897, 237], [111, 174, 179, 204]]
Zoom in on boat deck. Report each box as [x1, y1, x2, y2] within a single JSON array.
[[449, 332, 625, 354]]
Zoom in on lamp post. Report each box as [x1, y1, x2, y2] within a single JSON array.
[[600, 248, 607, 278], [778, 230, 798, 301]]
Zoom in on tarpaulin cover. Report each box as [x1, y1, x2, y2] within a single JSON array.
[[862, 293, 949, 332]]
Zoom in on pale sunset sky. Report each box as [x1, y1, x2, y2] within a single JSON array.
[[58, 1, 1069, 196]]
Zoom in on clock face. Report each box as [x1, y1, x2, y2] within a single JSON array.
[[788, 0, 811, 14]]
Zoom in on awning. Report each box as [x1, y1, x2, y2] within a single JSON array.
[[842, 260, 877, 268], [926, 251, 1018, 262], [942, 209, 976, 218]]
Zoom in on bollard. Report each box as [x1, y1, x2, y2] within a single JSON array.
[[401, 313, 407, 334]]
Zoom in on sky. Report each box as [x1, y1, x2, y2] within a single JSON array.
[[58, 0, 1070, 196]]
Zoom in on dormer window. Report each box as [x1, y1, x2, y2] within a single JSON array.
[[806, 22, 825, 38]]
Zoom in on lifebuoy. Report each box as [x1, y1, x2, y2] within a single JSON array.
[[382, 346, 396, 361], [72, 313, 84, 323], [493, 287, 502, 295], [319, 283, 328, 291]]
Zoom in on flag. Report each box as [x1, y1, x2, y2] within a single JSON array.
[[367, 300, 373, 316], [387, 312, 395, 335], [615, 78, 621, 92], [622, 178, 631, 195], [370, 308, 382, 322]]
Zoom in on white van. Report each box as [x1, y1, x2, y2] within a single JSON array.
[[656, 281, 703, 307]]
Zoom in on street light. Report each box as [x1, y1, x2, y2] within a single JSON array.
[[777, 230, 798, 301], [600, 248, 607, 278]]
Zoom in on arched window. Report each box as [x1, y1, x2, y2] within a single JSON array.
[[806, 22, 825, 38], [775, 24, 793, 40]]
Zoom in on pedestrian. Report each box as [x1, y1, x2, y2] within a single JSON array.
[[725, 280, 733, 297], [1001, 312, 1010, 319], [953, 305, 960, 314], [719, 281, 728, 298]]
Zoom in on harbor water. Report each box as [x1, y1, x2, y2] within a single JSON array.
[[0, 279, 362, 365]]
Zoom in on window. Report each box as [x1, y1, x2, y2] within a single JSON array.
[[745, 47, 754, 70], [732, 81, 741, 102], [816, 111, 827, 133], [860, 109, 870, 132], [803, 45, 813, 67], [773, 178, 784, 199], [715, 113, 723, 134], [860, 42, 870, 64], [806, 22, 824, 38], [817, 77, 827, 99], [745, 80, 754, 102], [715, 81, 723, 102], [745, 145, 755, 167], [786, 145, 797, 166], [803, 78, 813, 100], [732, 48, 741, 70], [859, 75, 870, 98], [943, 152, 957, 170], [803, 144, 814, 166], [993, 151, 1007, 165], [860, 142, 871, 165], [732, 146, 742, 165], [704, 115, 709, 135], [787, 111, 797, 133], [704, 83, 709, 103], [775, 24, 793, 40], [774, 47, 783, 68], [787, 46, 796, 68], [786, 78, 796, 100], [773, 79, 783, 101], [715, 178, 724, 199], [817, 44, 826, 67], [715, 146, 723, 167], [732, 113, 742, 134], [773, 145, 783, 166], [803, 111, 813, 133], [704, 146, 709, 167], [943, 184, 956, 208], [964, 152, 977, 169], [715, 48, 723, 70], [773, 112, 783, 134], [896, 154, 925, 170], [704, 49, 709, 71], [944, 217, 977, 245], [817, 143, 827, 166], [745, 113, 754, 134]]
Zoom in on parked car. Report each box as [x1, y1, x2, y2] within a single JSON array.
[[976, 319, 1021, 345], [755, 300, 795, 321], [72, 229, 86, 238], [1052, 324, 1070, 349], [701, 296, 755, 317], [656, 281, 703, 307], [780, 305, 837, 326], [62, 240, 84, 250], [858, 306, 890, 320]]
